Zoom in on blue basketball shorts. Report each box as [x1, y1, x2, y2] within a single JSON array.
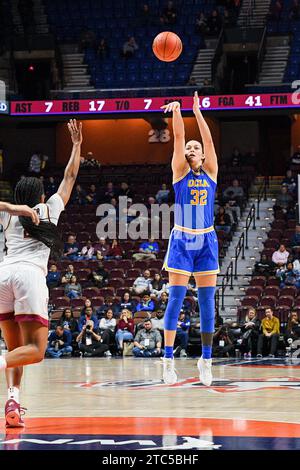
[[163, 228, 219, 276]]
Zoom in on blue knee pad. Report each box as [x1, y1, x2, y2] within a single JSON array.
[[198, 287, 215, 334], [164, 285, 187, 331]]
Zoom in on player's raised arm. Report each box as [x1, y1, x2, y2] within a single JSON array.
[[193, 91, 218, 181], [161, 101, 189, 181], [0, 202, 39, 224], [57, 119, 83, 206]]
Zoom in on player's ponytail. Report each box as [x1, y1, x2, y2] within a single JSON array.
[[14, 177, 64, 257]]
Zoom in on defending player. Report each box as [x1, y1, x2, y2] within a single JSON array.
[[0, 119, 82, 426], [161, 92, 219, 386]]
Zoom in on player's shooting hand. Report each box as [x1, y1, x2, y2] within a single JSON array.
[[67, 119, 83, 145], [9, 204, 40, 225], [192, 91, 201, 115], [161, 101, 181, 114]]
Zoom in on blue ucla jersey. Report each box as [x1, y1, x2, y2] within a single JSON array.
[[173, 168, 217, 232]]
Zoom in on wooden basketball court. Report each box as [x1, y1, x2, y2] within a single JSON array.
[[0, 356, 300, 450]]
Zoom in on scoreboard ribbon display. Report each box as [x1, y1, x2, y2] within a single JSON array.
[[9, 93, 300, 115]]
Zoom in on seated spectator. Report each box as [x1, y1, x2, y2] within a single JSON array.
[[122, 36, 139, 58], [46, 326, 72, 358], [174, 312, 190, 357], [80, 298, 93, 316], [61, 264, 75, 284], [240, 308, 260, 357], [94, 237, 110, 260], [58, 307, 79, 336], [72, 184, 86, 205], [97, 296, 119, 317], [106, 239, 124, 260], [155, 291, 169, 312], [115, 309, 135, 353], [223, 179, 245, 210], [155, 184, 170, 204], [162, 0, 177, 24], [231, 147, 243, 167], [82, 151, 101, 169], [257, 308, 280, 357], [118, 182, 133, 198], [140, 3, 152, 26], [224, 200, 240, 224], [132, 319, 163, 357], [86, 184, 98, 205], [207, 9, 222, 35], [63, 235, 80, 261], [272, 244, 289, 268], [186, 276, 197, 298], [102, 182, 116, 203], [284, 310, 300, 344], [46, 264, 61, 289], [195, 11, 208, 34], [64, 275, 82, 299], [151, 309, 164, 333], [215, 206, 232, 234], [99, 309, 117, 346], [79, 240, 96, 260], [76, 320, 109, 357], [187, 76, 198, 87], [291, 226, 300, 254], [132, 238, 159, 261], [213, 323, 235, 357], [97, 37, 110, 58], [131, 269, 152, 295], [274, 185, 294, 214], [89, 262, 109, 287], [45, 176, 58, 197], [78, 306, 99, 331], [289, 0, 300, 20], [117, 292, 136, 314], [282, 170, 297, 194], [291, 144, 300, 164], [136, 294, 155, 313], [253, 254, 276, 277], [150, 273, 166, 299], [276, 262, 300, 288]]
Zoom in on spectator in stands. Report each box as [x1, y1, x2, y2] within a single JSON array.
[[155, 184, 170, 204], [80, 299, 93, 316], [213, 323, 235, 357], [282, 170, 297, 194], [215, 206, 232, 233], [245, 147, 258, 167], [107, 239, 124, 260], [289, 0, 300, 20], [46, 325, 72, 358], [150, 273, 166, 299], [186, 276, 197, 298], [207, 9, 222, 35], [140, 3, 152, 26], [79, 240, 96, 260], [122, 36, 139, 58], [131, 269, 152, 295], [284, 310, 300, 343], [76, 320, 109, 357], [99, 309, 116, 349], [151, 309, 164, 334], [78, 306, 99, 331], [64, 275, 82, 300], [275, 185, 294, 213], [222, 7, 234, 27], [195, 12, 209, 34], [156, 291, 169, 312], [89, 261, 109, 287], [63, 235, 80, 261], [223, 179, 245, 209], [46, 264, 61, 289], [97, 37, 110, 59], [86, 184, 98, 205], [102, 182, 116, 203], [268, 0, 283, 21], [95, 237, 110, 260], [253, 253, 276, 277], [96, 296, 119, 317], [136, 294, 155, 313], [291, 226, 300, 254], [61, 264, 75, 284], [28, 152, 42, 174], [57, 308, 79, 352], [115, 309, 135, 352], [272, 244, 290, 267], [230, 147, 243, 167], [132, 238, 159, 261], [162, 0, 177, 24], [45, 176, 58, 197], [276, 261, 300, 288], [240, 307, 260, 358], [187, 76, 198, 87], [72, 184, 87, 205], [132, 319, 163, 357], [79, 28, 96, 52], [291, 144, 300, 164], [174, 312, 190, 357], [117, 292, 136, 314], [257, 308, 280, 357], [118, 182, 132, 199]]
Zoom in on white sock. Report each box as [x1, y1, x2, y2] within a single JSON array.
[[8, 386, 19, 403], [0, 356, 7, 370]]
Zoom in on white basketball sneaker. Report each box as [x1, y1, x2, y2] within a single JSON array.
[[197, 357, 213, 386], [162, 358, 177, 385]]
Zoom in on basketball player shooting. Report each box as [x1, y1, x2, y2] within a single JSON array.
[[0, 119, 82, 427], [161, 91, 219, 386]]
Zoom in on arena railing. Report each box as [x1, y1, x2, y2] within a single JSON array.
[[220, 260, 233, 311], [256, 175, 269, 220]]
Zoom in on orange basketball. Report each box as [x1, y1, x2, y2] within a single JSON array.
[[152, 31, 182, 62]]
